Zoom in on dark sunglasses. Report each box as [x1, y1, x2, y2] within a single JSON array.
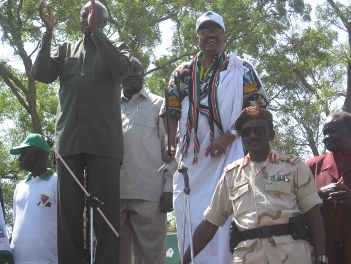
[[198, 28, 224, 36], [132, 68, 143, 75], [241, 126, 267, 137]]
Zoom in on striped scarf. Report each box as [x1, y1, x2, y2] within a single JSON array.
[[182, 50, 229, 164]]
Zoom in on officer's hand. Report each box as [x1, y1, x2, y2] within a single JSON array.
[[159, 192, 173, 213]]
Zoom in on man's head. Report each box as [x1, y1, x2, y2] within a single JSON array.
[[195, 11, 226, 56], [10, 133, 51, 172], [122, 57, 144, 97], [322, 111, 351, 153], [80, 1, 108, 35], [41, 190, 50, 204], [235, 106, 275, 158]]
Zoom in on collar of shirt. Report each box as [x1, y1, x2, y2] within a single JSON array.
[[121, 86, 149, 103], [321, 149, 351, 172], [242, 149, 279, 167], [25, 168, 54, 182]]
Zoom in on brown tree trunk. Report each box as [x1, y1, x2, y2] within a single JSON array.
[[343, 22, 351, 113]]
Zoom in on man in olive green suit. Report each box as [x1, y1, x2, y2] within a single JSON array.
[[31, 1, 132, 263]]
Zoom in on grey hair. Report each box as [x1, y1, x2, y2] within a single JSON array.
[[83, 1, 108, 19]]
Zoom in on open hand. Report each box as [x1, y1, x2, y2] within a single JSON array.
[[87, 0, 99, 33], [327, 176, 351, 207], [39, 0, 54, 33], [205, 133, 234, 157], [318, 183, 341, 199]]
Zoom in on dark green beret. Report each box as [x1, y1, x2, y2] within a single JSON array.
[[234, 106, 273, 131]]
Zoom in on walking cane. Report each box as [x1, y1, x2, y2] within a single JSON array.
[[158, 87, 173, 173], [178, 166, 195, 264]]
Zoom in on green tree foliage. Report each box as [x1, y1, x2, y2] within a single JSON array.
[[315, 0, 351, 112], [0, 0, 312, 143], [260, 0, 350, 159], [145, 0, 311, 91], [263, 23, 346, 158]]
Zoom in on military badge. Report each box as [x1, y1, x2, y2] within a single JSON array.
[[244, 105, 261, 117]]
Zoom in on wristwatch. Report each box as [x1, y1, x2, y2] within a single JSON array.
[[318, 255, 328, 264], [229, 128, 238, 138]]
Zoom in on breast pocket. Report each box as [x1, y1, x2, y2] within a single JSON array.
[[133, 109, 158, 128], [265, 178, 293, 208], [229, 180, 250, 215], [61, 57, 78, 80]]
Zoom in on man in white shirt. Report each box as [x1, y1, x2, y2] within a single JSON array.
[[120, 57, 175, 263], [10, 133, 57, 264]]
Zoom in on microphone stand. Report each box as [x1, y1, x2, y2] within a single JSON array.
[[178, 166, 195, 264], [52, 147, 120, 263]]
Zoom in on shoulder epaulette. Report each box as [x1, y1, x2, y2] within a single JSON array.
[[279, 154, 300, 164], [269, 152, 278, 163], [224, 159, 242, 172]]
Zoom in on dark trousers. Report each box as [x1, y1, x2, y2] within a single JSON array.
[[331, 242, 348, 264], [57, 154, 120, 264]]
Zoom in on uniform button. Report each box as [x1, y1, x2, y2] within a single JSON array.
[[330, 213, 335, 218]]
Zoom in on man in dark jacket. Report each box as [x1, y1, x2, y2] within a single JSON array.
[[31, 0, 132, 263], [306, 111, 351, 264]]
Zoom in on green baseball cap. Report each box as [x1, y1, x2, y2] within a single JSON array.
[[10, 133, 51, 155]]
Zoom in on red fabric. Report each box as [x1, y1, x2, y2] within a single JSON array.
[[306, 152, 351, 264]]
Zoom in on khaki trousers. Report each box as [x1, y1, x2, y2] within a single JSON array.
[[120, 199, 167, 264]]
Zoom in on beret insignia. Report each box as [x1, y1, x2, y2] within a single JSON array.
[[244, 105, 261, 117]]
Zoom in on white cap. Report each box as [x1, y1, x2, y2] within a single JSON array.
[[41, 190, 51, 197], [196, 11, 225, 33]]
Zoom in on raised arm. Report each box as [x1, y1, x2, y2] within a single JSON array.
[[39, 0, 54, 34], [31, 0, 59, 83], [87, 0, 99, 33]]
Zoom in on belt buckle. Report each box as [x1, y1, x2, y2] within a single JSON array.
[[258, 226, 272, 238]]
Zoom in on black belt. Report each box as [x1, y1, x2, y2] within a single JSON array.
[[240, 224, 291, 241]]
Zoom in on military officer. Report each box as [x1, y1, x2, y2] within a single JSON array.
[[181, 106, 327, 264]]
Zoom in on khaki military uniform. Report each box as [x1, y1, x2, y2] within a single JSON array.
[[204, 150, 322, 264]]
